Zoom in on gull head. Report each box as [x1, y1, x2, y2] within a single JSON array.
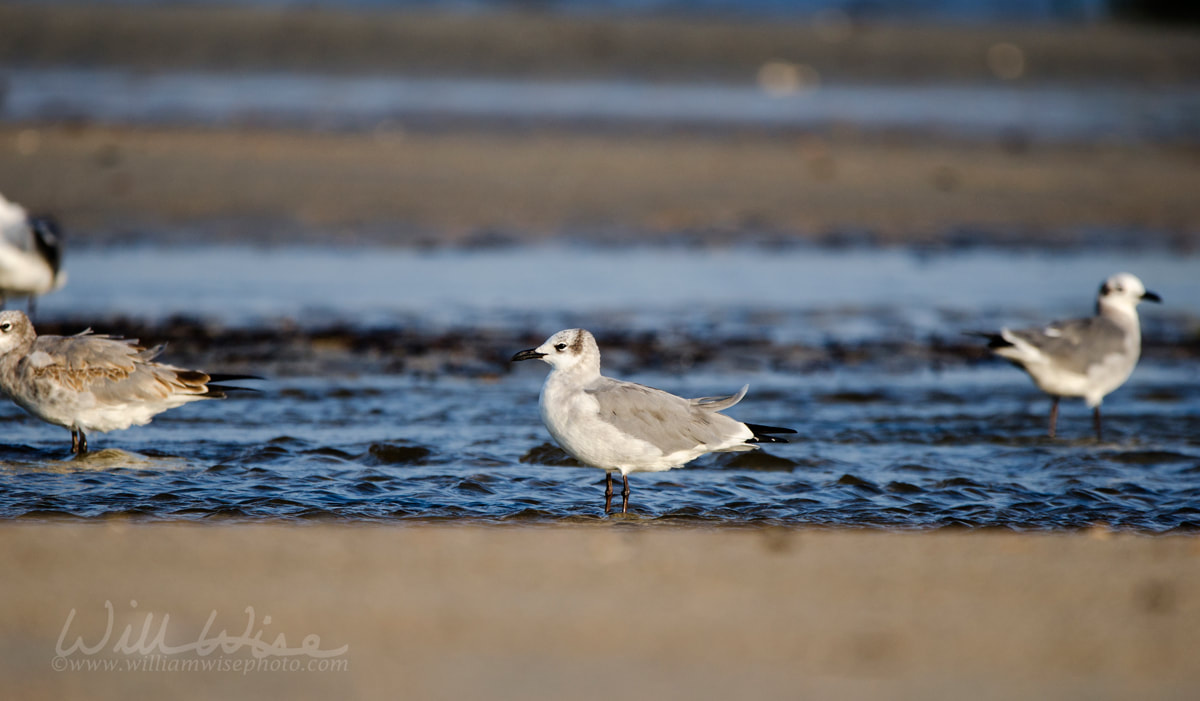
[[0, 310, 35, 356], [511, 328, 601, 375], [1097, 272, 1161, 315]]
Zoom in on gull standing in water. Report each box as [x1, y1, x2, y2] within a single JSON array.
[[0, 193, 66, 314], [0, 310, 256, 453], [512, 328, 794, 513], [972, 272, 1161, 440]]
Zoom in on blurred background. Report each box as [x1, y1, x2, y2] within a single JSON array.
[[2, 0, 1198, 250], [0, 0, 1197, 527], [1, 0, 1198, 334]]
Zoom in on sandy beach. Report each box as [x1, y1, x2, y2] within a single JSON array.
[[2, 523, 1197, 700]]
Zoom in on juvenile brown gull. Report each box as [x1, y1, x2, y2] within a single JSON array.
[[0, 310, 255, 453]]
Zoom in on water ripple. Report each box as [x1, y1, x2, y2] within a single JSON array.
[[0, 367, 1198, 531]]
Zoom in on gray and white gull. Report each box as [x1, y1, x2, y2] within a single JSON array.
[[0, 193, 66, 314], [972, 272, 1160, 440], [0, 310, 255, 453], [512, 328, 794, 513]]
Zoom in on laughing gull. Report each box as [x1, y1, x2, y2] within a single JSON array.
[[972, 272, 1161, 440], [512, 328, 794, 513], [0, 310, 256, 454], [0, 193, 66, 314]]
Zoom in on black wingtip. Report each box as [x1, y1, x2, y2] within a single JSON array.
[[745, 422, 797, 444], [207, 373, 265, 383], [204, 384, 260, 398], [202, 375, 263, 398]]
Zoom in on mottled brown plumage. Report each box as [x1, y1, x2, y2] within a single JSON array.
[[0, 310, 251, 453]]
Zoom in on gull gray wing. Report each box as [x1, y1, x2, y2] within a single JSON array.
[[1008, 316, 1128, 375], [24, 334, 208, 401], [584, 378, 745, 455]]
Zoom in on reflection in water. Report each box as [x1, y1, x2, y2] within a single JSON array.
[[0, 448, 189, 474]]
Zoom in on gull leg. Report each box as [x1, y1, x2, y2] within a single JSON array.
[[621, 475, 631, 514], [71, 430, 79, 454], [1048, 397, 1059, 438], [1093, 407, 1103, 442], [77, 430, 88, 454], [604, 472, 614, 514]]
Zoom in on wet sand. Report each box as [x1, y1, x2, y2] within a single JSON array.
[[4, 124, 1199, 247], [2, 523, 1197, 699]]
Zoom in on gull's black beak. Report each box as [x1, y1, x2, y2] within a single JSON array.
[[511, 349, 546, 362], [1143, 291, 1162, 303]]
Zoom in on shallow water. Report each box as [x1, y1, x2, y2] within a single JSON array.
[[1, 244, 1197, 530], [5, 68, 1197, 142], [1, 366, 1198, 530]]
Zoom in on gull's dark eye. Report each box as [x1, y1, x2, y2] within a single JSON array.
[[0, 322, 10, 332], [554, 343, 567, 351]]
